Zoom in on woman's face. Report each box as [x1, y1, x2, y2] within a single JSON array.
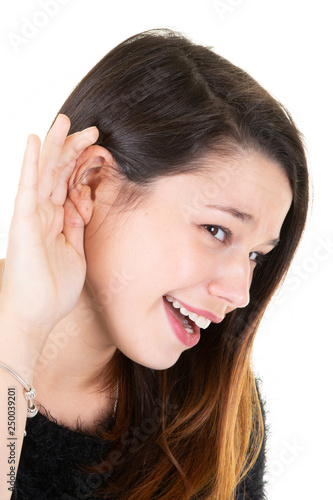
[[82, 149, 293, 369]]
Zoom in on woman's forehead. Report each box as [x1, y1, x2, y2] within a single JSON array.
[[152, 150, 292, 203]]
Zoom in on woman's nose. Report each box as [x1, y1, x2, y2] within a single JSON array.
[[207, 251, 251, 310]]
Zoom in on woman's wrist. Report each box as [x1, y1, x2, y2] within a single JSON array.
[[0, 309, 43, 379]]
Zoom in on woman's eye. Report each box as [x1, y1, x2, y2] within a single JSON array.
[[203, 226, 269, 267], [203, 225, 229, 243], [249, 251, 266, 265], [249, 251, 260, 262]]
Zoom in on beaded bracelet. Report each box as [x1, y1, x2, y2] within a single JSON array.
[[1, 260, 38, 418], [0, 362, 38, 417]]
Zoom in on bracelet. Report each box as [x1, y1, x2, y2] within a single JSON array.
[[0, 362, 38, 418]]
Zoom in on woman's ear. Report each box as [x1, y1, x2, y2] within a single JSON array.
[[67, 145, 115, 225]]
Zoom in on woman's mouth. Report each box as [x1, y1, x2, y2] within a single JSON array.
[[162, 295, 201, 348]]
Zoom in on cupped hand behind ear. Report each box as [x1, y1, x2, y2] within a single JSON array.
[[0, 114, 99, 357]]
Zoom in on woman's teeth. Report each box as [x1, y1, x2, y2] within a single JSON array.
[[164, 295, 211, 330], [182, 316, 194, 334]]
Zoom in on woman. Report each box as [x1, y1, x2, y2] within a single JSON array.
[[0, 29, 308, 499]]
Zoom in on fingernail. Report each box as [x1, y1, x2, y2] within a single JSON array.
[[84, 126, 98, 135]]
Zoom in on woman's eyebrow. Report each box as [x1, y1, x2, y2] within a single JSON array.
[[204, 203, 254, 222], [204, 204, 280, 247]]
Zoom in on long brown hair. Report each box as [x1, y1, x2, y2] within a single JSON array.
[[55, 29, 309, 499]]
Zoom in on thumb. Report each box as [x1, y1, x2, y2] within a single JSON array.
[[62, 196, 85, 258]]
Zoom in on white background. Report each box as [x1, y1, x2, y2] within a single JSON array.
[[0, 1, 332, 498]]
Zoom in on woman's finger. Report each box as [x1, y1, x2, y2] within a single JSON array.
[[37, 114, 71, 204], [55, 127, 100, 171], [62, 196, 85, 259], [14, 134, 41, 217], [50, 127, 99, 207]]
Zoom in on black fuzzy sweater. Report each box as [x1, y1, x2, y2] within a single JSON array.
[[11, 387, 268, 500]]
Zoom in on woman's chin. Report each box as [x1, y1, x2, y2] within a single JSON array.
[[122, 349, 183, 371]]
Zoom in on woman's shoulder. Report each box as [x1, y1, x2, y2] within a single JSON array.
[[14, 406, 114, 498]]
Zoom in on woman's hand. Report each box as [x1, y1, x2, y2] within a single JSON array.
[[0, 114, 99, 354]]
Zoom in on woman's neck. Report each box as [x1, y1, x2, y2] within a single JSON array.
[[32, 282, 117, 430]]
